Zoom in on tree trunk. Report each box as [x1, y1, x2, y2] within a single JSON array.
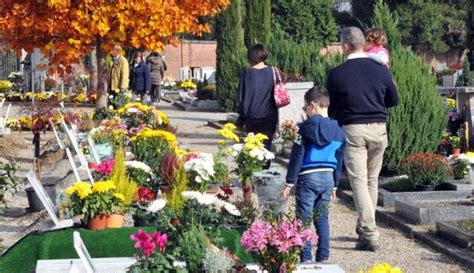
[[95, 42, 108, 108], [89, 46, 98, 96]]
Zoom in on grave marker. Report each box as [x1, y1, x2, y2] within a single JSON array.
[[26, 170, 73, 229], [49, 118, 63, 149]]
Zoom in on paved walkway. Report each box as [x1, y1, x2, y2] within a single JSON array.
[[158, 101, 469, 273]]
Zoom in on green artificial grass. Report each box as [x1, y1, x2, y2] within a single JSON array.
[[0, 227, 253, 273]]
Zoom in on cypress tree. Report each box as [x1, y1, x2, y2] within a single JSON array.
[[244, 0, 271, 48], [370, 0, 447, 172], [215, 0, 247, 111]]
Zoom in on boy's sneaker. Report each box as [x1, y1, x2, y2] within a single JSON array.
[[355, 240, 380, 252], [300, 259, 313, 264], [316, 259, 331, 264]]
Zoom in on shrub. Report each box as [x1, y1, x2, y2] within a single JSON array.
[[244, 0, 271, 48], [110, 149, 138, 207], [215, 0, 247, 111], [0, 160, 19, 205], [177, 225, 207, 272], [401, 152, 449, 187]]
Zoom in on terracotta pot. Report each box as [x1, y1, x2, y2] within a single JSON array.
[[106, 214, 125, 228], [87, 214, 107, 230], [170, 217, 180, 226], [451, 148, 461, 156]]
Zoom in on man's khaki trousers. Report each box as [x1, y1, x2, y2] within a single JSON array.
[[342, 123, 388, 243]]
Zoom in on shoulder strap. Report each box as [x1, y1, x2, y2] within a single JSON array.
[[272, 67, 277, 84]]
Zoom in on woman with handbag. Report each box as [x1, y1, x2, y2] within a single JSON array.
[[236, 44, 289, 168]]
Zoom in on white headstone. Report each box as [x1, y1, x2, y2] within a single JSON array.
[[26, 170, 73, 229], [73, 231, 98, 273]]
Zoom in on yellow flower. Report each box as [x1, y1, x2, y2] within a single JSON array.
[[92, 180, 116, 193], [113, 193, 125, 201], [223, 123, 237, 131], [217, 139, 225, 145], [218, 123, 240, 143], [67, 181, 92, 199], [243, 133, 267, 151], [446, 98, 456, 108], [131, 128, 177, 148], [151, 109, 170, 126], [117, 102, 149, 114], [359, 263, 404, 273], [174, 146, 188, 157]]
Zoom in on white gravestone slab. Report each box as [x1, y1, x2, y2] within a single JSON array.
[[26, 170, 73, 229], [278, 82, 313, 127], [0, 103, 12, 134]]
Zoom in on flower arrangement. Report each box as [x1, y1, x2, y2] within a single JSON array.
[[162, 76, 177, 89], [131, 128, 177, 177], [66, 180, 124, 220], [280, 120, 298, 143], [446, 98, 456, 111], [0, 80, 12, 93], [231, 133, 274, 187], [358, 262, 404, 273], [181, 191, 240, 217], [240, 219, 318, 272], [180, 79, 197, 90], [448, 136, 461, 149], [94, 159, 115, 180], [126, 160, 155, 189], [127, 230, 185, 273], [183, 152, 215, 192], [448, 154, 471, 179], [402, 152, 449, 188], [117, 102, 169, 131]]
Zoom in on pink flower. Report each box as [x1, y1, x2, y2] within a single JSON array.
[[95, 159, 115, 175], [240, 220, 274, 251], [130, 230, 156, 256], [152, 231, 168, 253], [280, 263, 287, 273]]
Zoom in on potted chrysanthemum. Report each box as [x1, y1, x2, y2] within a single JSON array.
[[65, 180, 125, 230]]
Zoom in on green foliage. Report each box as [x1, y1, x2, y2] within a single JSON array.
[[267, 25, 343, 83], [92, 107, 114, 121], [166, 162, 188, 215], [395, 0, 467, 54], [0, 160, 19, 205], [215, 0, 247, 111], [110, 149, 138, 207], [401, 152, 450, 187], [177, 225, 208, 272], [127, 251, 187, 273], [381, 178, 417, 192], [370, 4, 448, 172], [352, 0, 377, 27], [272, 0, 338, 46], [244, 0, 271, 48], [370, 0, 401, 52], [449, 157, 470, 179], [202, 247, 235, 273]]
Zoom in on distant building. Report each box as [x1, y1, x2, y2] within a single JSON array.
[[162, 40, 216, 82]]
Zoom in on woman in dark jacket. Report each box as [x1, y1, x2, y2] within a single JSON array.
[[146, 52, 166, 103], [130, 52, 151, 102], [236, 44, 279, 168]]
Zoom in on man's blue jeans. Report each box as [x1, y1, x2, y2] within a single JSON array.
[[295, 171, 334, 262]]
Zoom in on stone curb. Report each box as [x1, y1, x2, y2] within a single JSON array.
[[337, 189, 474, 268]]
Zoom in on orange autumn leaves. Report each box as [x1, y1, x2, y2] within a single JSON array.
[[0, 0, 229, 74]]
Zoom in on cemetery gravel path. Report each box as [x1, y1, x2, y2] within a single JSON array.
[[159, 101, 471, 273]]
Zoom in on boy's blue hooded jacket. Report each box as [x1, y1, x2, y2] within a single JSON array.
[[285, 115, 346, 188]]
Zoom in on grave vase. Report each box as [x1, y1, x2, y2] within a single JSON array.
[[26, 184, 56, 212], [253, 170, 287, 214], [106, 214, 125, 228], [242, 178, 252, 202], [87, 214, 107, 230]]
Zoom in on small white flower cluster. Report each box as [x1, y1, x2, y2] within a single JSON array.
[[125, 160, 153, 175], [89, 126, 105, 138], [181, 191, 241, 216], [183, 153, 215, 183], [231, 144, 274, 161], [146, 198, 167, 213], [448, 154, 472, 168]]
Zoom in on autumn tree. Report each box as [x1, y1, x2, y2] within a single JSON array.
[[0, 0, 229, 106]]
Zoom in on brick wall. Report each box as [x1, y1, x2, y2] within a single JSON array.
[[162, 40, 217, 80]]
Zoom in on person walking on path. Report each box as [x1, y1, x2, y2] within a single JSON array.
[[326, 27, 399, 252], [236, 44, 279, 168], [147, 51, 167, 103], [130, 52, 151, 103], [281, 87, 345, 264], [109, 45, 129, 95]]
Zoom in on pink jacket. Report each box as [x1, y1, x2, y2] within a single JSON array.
[[365, 45, 390, 67]]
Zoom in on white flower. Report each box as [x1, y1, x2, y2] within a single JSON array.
[[146, 199, 166, 213], [127, 107, 139, 113], [181, 191, 203, 200], [125, 160, 153, 174], [214, 199, 226, 210], [223, 202, 241, 216], [184, 153, 215, 183], [197, 194, 218, 206]]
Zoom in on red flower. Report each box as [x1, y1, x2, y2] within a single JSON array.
[[130, 230, 156, 257], [152, 231, 168, 253], [137, 187, 156, 201]]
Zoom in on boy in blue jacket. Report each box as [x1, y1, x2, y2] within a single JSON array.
[[281, 86, 345, 263]]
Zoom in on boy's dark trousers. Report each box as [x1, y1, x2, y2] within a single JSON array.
[[296, 171, 334, 262]]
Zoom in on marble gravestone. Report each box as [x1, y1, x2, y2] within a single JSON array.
[[278, 82, 313, 126]]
